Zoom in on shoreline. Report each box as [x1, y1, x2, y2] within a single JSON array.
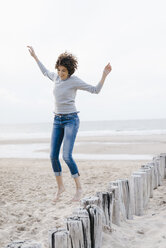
[[0, 134, 166, 160]]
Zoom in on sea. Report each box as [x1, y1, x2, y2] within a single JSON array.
[[0, 119, 166, 159]]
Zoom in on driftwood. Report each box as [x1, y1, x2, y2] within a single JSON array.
[[107, 184, 120, 226], [49, 228, 70, 248], [5, 240, 42, 248]]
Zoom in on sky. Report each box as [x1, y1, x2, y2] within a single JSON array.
[[0, 0, 166, 123]]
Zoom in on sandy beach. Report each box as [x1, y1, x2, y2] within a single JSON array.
[[0, 134, 166, 248]]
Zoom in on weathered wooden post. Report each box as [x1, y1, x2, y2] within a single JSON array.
[[147, 161, 157, 190], [72, 207, 91, 248], [5, 240, 42, 248], [160, 153, 166, 179], [140, 168, 151, 198], [157, 155, 164, 182], [66, 216, 85, 248], [86, 205, 103, 248], [153, 156, 162, 186], [128, 177, 136, 216], [49, 228, 71, 248], [132, 171, 148, 209], [109, 179, 133, 221], [130, 174, 144, 216], [107, 184, 120, 226], [109, 180, 127, 221], [95, 191, 113, 227], [66, 205, 103, 248], [152, 160, 158, 189], [141, 163, 154, 198], [117, 178, 133, 220], [118, 179, 133, 220], [116, 179, 127, 221], [140, 166, 151, 198], [80, 196, 100, 209]]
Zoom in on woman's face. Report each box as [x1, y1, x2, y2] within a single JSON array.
[[57, 65, 69, 80]]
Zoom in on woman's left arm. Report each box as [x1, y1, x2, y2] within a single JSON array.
[[75, 62, 112, 94], [100, 63, 112, 85]]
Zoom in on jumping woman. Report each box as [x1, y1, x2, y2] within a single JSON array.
[[27, 46, 112, 202]]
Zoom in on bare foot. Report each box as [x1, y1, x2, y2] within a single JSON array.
[[71, 188, 82, 202], [53, 187, 65, 202]]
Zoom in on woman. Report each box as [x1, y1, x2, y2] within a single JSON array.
[[27, 46, 112, 202]]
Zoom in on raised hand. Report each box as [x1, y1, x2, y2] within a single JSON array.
[[103, 63, 112, 77], [27, 46, 37, 58]]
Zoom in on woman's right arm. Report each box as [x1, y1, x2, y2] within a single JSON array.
[[27, 46, 56, 81]]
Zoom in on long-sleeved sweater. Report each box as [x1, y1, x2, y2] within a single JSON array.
[[37, 60, 103, 114]]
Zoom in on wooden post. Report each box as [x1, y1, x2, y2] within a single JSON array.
[[147, 161, 156, 190], [96, 191, 113, 227], [153, 156, 162, 186], [117, 179, 133, 220], [130, 175, 144, 216], [72, 207, 91, 248], [5, 240, 42, 248], [116, 179, 127, 220], [67, 205, 103, 248], [66, 216, 85, 248], [132, 171, 148, 209], [128, 177, 136, 216], [80, 196, 100, 209], [109, 179, 133, 221], [160, 153, 166, 179], [139, 167, 151, 198], [141, 164, 154, 198], [49, 228, 56, 248], [108, 181, 127, 221], [49, 228, 71, 248], [152, 160, 158, 189], [86, 205, 103, 248], [107, 184, 120, 226]]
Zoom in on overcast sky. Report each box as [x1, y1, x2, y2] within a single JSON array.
[[0, 0, 166, 124]]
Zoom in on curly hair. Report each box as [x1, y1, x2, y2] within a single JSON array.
[[55, 51, 78, 76]]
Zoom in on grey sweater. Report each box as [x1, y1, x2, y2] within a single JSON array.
[[37, 60, 103, 114]]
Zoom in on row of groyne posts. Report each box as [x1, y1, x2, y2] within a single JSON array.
[[6, 153, 166, 248]]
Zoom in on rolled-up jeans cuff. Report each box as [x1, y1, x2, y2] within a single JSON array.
[[72, 172, 80, 178], [54, 172, 62, 176]]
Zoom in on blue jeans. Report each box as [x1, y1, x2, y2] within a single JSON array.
[[50, 113, 80, 178]]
